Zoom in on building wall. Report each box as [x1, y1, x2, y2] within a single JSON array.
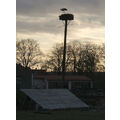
[[46, 80, 91, 90], [48, 81, 68, 89], [71, 81, 91, 90], [33, 79, 46, 89]]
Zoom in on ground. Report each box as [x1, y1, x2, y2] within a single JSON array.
[[16, 110, 105, 120]]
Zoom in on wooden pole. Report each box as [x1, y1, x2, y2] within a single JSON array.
[[62, 20, 68, 87]]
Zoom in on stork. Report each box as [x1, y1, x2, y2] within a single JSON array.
[[60, 8, 68, 12]]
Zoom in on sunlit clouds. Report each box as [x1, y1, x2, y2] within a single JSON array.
[[16, 0, 104, 53]]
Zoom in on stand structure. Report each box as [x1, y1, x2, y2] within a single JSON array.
[[59, 11, 74, 85]]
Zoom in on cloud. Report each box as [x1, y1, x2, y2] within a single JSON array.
[[16, 0, 104, 32], [16, 0, 105, 53], [16, 0, 104, 17], [16, 15, 63, 34], [16, 13, 104, 35]]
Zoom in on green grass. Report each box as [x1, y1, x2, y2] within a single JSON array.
[[16, 110, 105, 120]]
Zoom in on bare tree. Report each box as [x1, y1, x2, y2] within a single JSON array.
[[16, 39, 43, 68], [95, 43, 105, 72], [41, 43, 63, 72], [67, 41, 81, 72], [76, 43, 105, 72], [41, 43, 73, 72], [42, 41, 105, 72]]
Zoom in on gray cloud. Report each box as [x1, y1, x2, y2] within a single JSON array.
[[16, 16, 62, 34], [16, 0, 105, 48], [16, 0, 104, 17], [16, 14, 104, 35]]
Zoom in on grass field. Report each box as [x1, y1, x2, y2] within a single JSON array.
[[16, 110, 105, 120]]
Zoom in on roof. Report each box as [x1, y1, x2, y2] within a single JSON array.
[[21, 89, 88, 110], [34, 74, 91, 81]]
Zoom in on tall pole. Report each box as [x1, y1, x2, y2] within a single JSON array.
[[62, 20, 68, 83], [59, 11, 74, 88]]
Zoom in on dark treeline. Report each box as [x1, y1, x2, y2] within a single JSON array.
[[16, 39, 105, 72]]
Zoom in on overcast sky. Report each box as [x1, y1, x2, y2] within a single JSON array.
[[16, 0, 105, 53]]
